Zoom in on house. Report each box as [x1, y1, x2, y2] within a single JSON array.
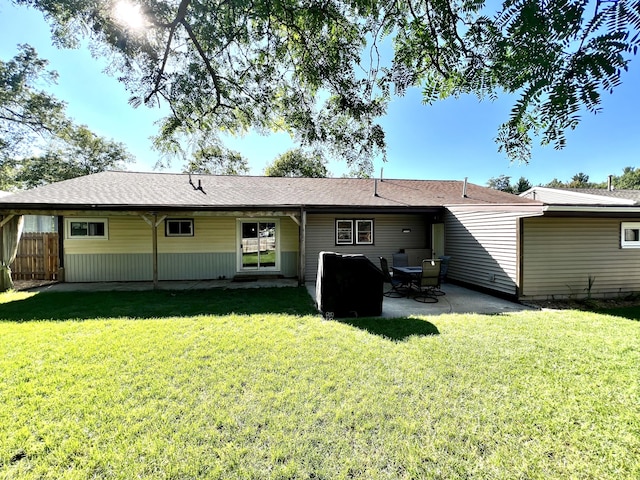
[[517, 186, 640, 300], [0, 171, 556, 298]]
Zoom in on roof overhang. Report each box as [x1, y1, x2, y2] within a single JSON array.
[[541, 205, 640, 217], [0, 203, 446, 217]]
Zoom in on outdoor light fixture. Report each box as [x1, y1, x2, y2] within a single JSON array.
[[402, 228, 411, 233]]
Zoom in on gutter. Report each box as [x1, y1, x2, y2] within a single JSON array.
[[543, 205, 640, 214]]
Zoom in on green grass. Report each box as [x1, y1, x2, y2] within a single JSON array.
[[1, 289, 639, 479]]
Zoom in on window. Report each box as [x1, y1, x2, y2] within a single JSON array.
[[356, 220, 373, 244], [336, 220, 353, 245], [165, 219, 194, 237], [66, 219, 108, 239], [335, 219, 374, 245], [621, 222, 640, 248]]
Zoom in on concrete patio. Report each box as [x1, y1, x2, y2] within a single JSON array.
[[16, 278, 533, 317]]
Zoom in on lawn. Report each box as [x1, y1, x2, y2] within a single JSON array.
[[1, 288, 639, 479]]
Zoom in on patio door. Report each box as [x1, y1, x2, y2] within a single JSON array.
[[238, 220, 279, 271]]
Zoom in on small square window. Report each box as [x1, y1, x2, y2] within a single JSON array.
[[165, 219, 194, 237], [621, 222, 640, 248]]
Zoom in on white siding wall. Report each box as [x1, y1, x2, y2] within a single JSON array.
[[305, 213, 430, 281], [444, 208, 526, 296], [521, 217, 640, 299]]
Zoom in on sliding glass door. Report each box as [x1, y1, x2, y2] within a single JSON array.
[[239, 220, 278, 271]]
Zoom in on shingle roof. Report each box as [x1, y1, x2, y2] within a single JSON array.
[[567, 188, 640, 204], [0, 171, 540, 210]]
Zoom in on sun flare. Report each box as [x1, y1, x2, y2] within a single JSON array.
[[113, 1, 147, 31]]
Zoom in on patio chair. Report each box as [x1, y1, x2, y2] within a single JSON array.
[[380, 257, 409, 298], [392, 252, 409, 267], [413, 259, 441, 303]]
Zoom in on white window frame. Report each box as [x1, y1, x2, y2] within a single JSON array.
[[335, 219, 354, 245], [165, 218, 194, 237], [335, 219, 374, 245], [621, 222, 640, 248], [355, 219, 374, 245], [236, 218, 280, 272], [66, 218, 109, 239]]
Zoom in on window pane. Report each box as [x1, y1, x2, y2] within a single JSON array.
[[88, 222, 105, 236], [168, 222, 180, 235], [179, 221, 192, 235], [336, 220, 353, 244], [70, 222, 88, 236], [356, 220, 373, 244], [625, 229, 639, 242]]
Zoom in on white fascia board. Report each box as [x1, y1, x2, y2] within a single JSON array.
[[543, 205, 640, 214]]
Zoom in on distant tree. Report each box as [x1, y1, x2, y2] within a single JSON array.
[[568, 172, 591, 188], [545, 178, 566, 188], [612, 167, 640, 189], [15, 125, 133, 188], [185, 145, 249, 175], [487, 175, 515, 193], [265, 149, 328, 178], [513, 177, 533, 194]]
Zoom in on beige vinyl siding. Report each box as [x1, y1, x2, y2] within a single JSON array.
[[444, 208, 525, 296], [65, 216, 238, 255], [305, 213, 429, 281], [64, 215, 299, 282], [521, 217, 640, 299]]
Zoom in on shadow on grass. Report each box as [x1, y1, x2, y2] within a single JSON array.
[[0, 287, 318, 322], [595, 306, 640, 321], [336, 316, 439, 341]]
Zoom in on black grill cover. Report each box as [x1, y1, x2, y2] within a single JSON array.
[[315, 251, 384, 318]]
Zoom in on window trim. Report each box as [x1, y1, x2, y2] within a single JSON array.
[[335, 218, 374, 246], [355, 219, 374, 245], [65, 218, 109, 240], [165, 218, 195, 237], [621, 222, 640, 248], [335, 219, 354, 245]]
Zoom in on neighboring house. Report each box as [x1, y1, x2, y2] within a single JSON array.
[[0, 171, 554, 298], [519, 186, 640, 300]]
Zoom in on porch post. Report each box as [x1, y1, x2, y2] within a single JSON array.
[[298, 208, 306, 286], [152, 214, 158, 289]]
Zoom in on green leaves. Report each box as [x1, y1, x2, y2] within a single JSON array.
[[1, 45, 132, 189], [264, 148, 328, 177], [14, 0, 640, 167]]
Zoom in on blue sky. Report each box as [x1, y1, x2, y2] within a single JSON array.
[[2, 1, 639, 187]]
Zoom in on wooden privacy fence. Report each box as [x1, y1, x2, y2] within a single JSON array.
[[12, 232, 59, 281]]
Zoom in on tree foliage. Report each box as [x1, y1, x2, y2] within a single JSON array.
[[0, 44, 69, 161], [612, 166, 640, 189], [265, 149, 328, 178], [16, 125, 133, 188], [184, 145, 249, 175], [14, 0, 640, 169], [487, 174, 532, 193], [487, 174, 515, 193], [1, 45, 133, 190]]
